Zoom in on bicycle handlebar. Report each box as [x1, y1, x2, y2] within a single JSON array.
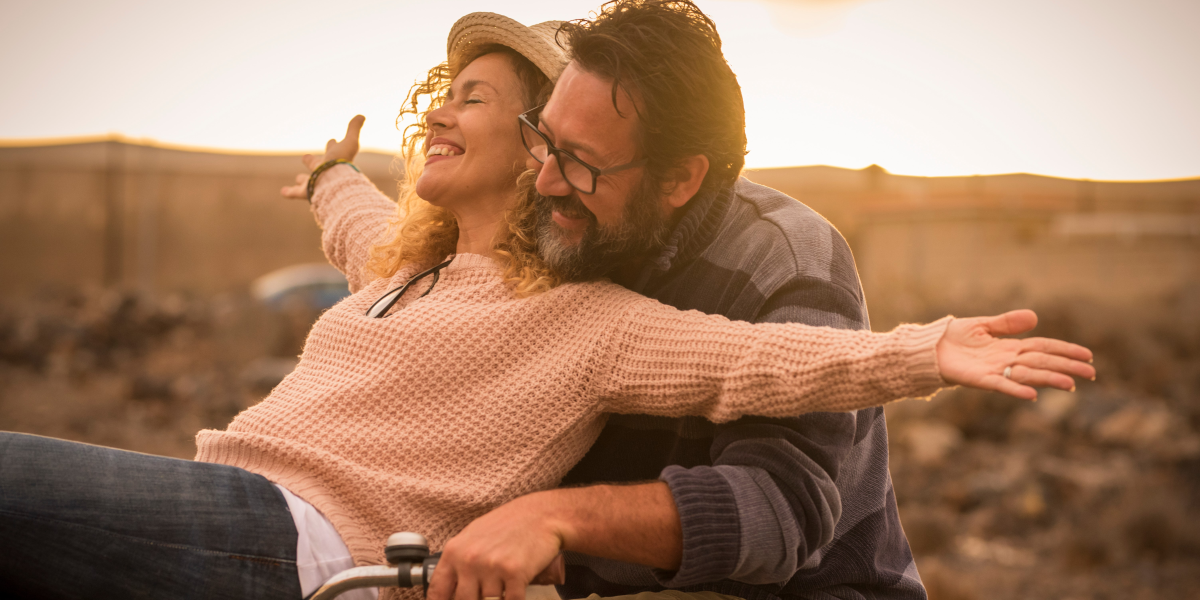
[[308, 533, 439, 600]]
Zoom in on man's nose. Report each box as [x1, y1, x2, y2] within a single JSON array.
[[535, 154, 573, 197]]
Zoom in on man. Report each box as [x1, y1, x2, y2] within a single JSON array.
[[430, 2, 926, 599]]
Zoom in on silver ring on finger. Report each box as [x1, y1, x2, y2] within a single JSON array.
[[1003, 366, 1013, 379]]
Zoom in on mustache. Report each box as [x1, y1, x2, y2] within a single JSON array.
[[542, 192, 597, 225]]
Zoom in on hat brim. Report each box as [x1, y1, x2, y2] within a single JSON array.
[[447, 13, 568, 82]]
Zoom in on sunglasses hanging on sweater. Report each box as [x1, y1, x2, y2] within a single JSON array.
[[365, 258, 454, 318]]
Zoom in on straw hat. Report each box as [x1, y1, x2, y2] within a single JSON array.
[[447, 13, 569, 82]]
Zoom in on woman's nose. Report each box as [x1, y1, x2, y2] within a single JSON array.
[[534, 153, 573, 197], [426, 105, 452, 129]]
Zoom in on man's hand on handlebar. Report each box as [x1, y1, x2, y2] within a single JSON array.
[[280, 115, 365, 200], [427, 493, 567, 600]]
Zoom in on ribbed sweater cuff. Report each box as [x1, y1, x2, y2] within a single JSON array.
[[895, 315, 953, 399], [654, 465, 741, 587], [310, 164, 370, 220]]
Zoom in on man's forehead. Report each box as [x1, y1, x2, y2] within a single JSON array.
[[543, 62, 638, 156]]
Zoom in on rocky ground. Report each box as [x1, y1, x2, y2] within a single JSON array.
[[0, 286, 314, 458], [887, 297, 1200, 599], [1, 287, 1197, 599]]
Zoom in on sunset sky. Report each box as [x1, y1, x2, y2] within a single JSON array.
[[1, 0, 1196, 180]]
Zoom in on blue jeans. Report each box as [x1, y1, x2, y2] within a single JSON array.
[[0, 432, 302, 599]]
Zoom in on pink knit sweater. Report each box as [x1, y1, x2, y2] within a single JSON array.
[[195, 166, 950, 567]]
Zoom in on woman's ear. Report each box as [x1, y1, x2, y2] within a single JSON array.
[[661, 154, 710, 211]]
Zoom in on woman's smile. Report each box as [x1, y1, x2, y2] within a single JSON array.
[[425, 137, 465, 166]]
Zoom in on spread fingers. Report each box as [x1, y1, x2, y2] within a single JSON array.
[[1007, 365, 1076, 391], [1019, 337, 1093, 362], [1014, 352, 1095, 380]]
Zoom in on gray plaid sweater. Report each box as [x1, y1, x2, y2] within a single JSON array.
[[557, 178, 926, 600]]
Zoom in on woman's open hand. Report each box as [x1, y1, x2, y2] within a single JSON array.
[[936, 309, 1095, 400], [280, 115, 366, 199]]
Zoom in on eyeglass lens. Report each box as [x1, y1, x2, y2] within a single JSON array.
[[520, 117, 596, 194]]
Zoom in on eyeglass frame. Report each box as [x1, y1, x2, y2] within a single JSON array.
[[518, 104, 646, 195]]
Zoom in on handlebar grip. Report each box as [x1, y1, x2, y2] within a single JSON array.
[[396, 555, 440, 589]]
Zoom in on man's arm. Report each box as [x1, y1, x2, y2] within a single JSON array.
[[652, 275, 869, 587], [428, 483, 682, 600], [556, 483, 682, 569], [657, 412, 855, 586]]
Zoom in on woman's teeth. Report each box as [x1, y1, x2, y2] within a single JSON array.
[[426, 145, 462, 158]]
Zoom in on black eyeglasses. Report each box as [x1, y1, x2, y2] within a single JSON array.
[[518, 104, 646, 195], [365, 258, 453, 318]]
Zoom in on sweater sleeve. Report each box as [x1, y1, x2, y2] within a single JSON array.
[[597, 299, 951, 420], [309, 164, 399, 293]]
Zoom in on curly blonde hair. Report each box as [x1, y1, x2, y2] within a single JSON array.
[[365, 45, 560, 297]]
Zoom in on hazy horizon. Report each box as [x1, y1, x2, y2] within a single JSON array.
[[2, 0, 1197, 180]]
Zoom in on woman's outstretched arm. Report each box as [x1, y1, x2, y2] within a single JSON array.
[[280, 115, 399, 292], [598, 300, 1094, 420]]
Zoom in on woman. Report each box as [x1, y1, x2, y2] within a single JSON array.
[[0, 13, 1093, 600]]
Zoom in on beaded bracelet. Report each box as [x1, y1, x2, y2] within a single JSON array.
[[306, 159, 361, 202]]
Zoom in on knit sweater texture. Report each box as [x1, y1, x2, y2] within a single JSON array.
[[195, 166, 950, 569]]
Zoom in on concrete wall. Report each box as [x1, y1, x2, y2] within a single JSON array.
[[0, 139, 399, 296]]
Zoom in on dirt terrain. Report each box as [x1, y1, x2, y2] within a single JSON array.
[[1, 286, 1198, 600]]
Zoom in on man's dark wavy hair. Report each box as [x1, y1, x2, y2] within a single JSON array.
[[558, 0, 748, 192]]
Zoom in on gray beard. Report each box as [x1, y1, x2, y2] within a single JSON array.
[[534, 183, 670, 282]]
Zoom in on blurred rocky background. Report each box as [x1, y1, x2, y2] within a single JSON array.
[[2, 140, 1198, 599], [885, 296, 1200, 600]]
